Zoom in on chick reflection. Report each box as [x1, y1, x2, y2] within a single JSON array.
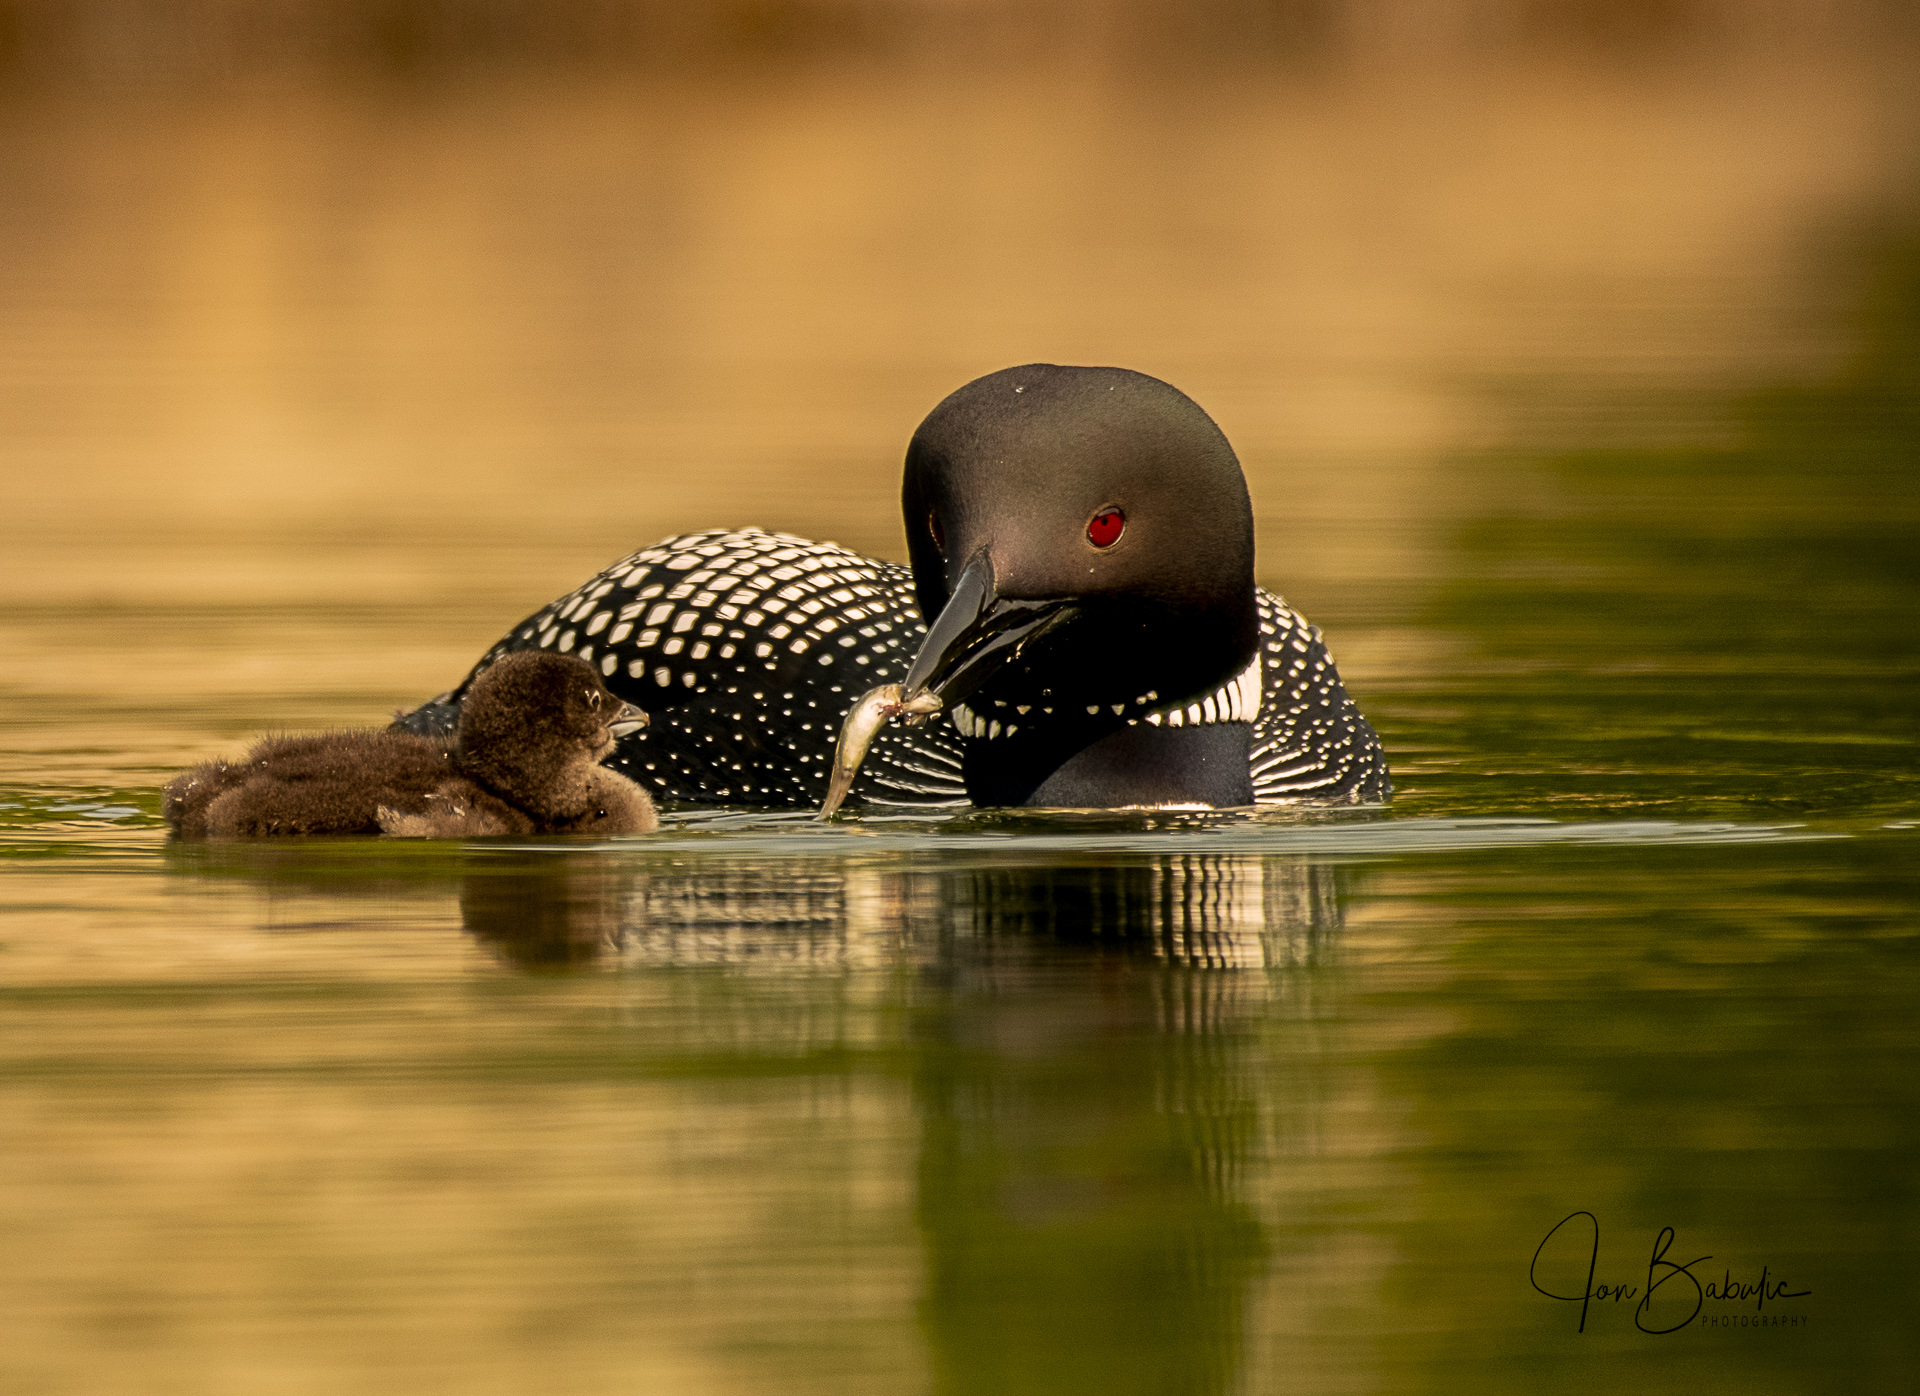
[[456, 850, 636, 970], [913, 855, 1343, 1396]]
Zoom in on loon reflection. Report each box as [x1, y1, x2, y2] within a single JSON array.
[[164, 843, 1350, 1393], [457, 850, 1350, 1393], [452, 851, 1344, 971]]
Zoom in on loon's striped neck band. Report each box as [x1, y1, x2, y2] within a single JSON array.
[[947, 654, 1262, 741], [1144, 654, 1262, 728]]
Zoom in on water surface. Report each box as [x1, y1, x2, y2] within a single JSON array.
[[3, 44, 1918, 1396]]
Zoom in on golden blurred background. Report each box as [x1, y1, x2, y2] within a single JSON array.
[[3, 12, 1918, 1394], [1, 0, 1916, 750]]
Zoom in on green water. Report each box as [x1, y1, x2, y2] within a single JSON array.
[[5, 136, 1920, 1396]]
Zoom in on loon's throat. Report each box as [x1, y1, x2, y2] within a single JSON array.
[[950, 653, 1262, 744], [962, 711, 1258, 808], [1141, 654, 1262, 728]]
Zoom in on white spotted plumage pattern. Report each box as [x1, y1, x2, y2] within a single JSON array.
[[403, 529, 1387, 808], [1245, 590, 1390, 803], [438, 529, 968, 808]]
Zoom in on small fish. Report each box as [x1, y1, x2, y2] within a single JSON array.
[[819, 684, 944, 819]]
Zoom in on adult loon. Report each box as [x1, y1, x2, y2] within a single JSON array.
[[168, 652, 657, 837], [395, 365, 1390, 810]]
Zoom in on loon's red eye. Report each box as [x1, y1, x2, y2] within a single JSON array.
[[1087, 507, 1125, 548], [929, 512, 945, 554]]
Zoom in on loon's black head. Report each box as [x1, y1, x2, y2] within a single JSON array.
[[897, 364, 1260, 806]]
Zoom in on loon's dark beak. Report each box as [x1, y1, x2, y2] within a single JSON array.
[[897, 551, 1079, 720]]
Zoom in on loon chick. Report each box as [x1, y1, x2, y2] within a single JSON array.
[[396, 365, 1389, 810], [167, 652, 656, 837]]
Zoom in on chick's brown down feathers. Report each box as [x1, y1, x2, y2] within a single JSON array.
[[164, 653, 655, 838]]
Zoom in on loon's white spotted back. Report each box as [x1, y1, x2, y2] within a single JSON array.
[[417, 528, 1387, 808]]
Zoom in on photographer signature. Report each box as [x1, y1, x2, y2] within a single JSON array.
[[1530, 1211, 1811, 1334]]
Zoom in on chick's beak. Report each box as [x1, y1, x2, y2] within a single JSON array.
[[608, 703, 648, 740]]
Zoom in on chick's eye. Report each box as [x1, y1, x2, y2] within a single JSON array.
[[1087, 507, 1125, 548], [586, 690, 601, 709]]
